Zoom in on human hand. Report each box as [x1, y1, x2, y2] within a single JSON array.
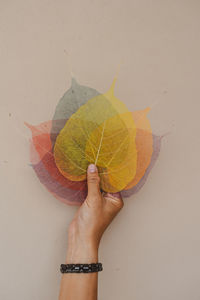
[[65, 164, 124, 263]]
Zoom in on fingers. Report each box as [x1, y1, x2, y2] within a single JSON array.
[[103, 192, 124, 211], [87, 164, 101, 198], [86, 164, 124, 213]]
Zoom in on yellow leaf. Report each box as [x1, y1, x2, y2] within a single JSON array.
[[54, 79, 137, 192], [124, 108, 153, 189]]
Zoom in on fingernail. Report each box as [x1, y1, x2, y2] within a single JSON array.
[[88, 164, 97, 173]]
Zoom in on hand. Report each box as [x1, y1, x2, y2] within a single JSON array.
[[65, 164, 124, 263]]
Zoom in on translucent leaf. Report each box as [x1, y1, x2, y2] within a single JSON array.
[[25, 77, 162, 205], [25, 120, 87, 191], [54, 80, 137, 192], [124, 108, 153, 189], [121, 134, 162, 197], [30, 141, 87, 206], [51, 78, 100, 145]]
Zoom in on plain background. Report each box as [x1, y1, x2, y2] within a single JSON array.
[[0, 1, 200, 299]]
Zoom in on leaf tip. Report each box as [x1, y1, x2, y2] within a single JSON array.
[[24, 121, 33, 130]]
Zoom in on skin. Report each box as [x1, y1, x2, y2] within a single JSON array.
[[59, 164, 124, 300]]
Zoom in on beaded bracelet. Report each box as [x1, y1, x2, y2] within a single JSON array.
[[60, 263, 103, 273]]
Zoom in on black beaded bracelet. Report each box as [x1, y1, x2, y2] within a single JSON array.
[[60, 263, 103, 273]]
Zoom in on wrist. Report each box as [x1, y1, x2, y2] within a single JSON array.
[[66, 234, 99, 264]]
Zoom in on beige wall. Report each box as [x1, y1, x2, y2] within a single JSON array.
[[1, 0, 200, 299]]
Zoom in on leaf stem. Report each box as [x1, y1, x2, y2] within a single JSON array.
[[95, 121, 106, 165]]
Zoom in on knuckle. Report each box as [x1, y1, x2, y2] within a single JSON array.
[[88, 174, 100, 184], [111, 198, 124, 211], [103, 192, 124, 210], [115, 199, 124, 210], [86, 194, 102, 208]]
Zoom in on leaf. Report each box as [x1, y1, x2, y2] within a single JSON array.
[[25, 77, 162, 205], [30, 140, 87, 206], [124, 108, 153, 189], [54, 79, 138, 192], [25, 120, 87, 191], [51, 78, 100, 145], [121, 134, 162, 197]]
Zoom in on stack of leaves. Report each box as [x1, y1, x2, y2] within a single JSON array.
[[25, 78, 162, 205]]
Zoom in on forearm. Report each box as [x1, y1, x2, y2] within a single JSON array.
[[59, 235, 99, 300], [58, 165, 123, 299]]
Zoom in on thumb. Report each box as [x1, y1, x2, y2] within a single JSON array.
[[87, 164, 101, 198]]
